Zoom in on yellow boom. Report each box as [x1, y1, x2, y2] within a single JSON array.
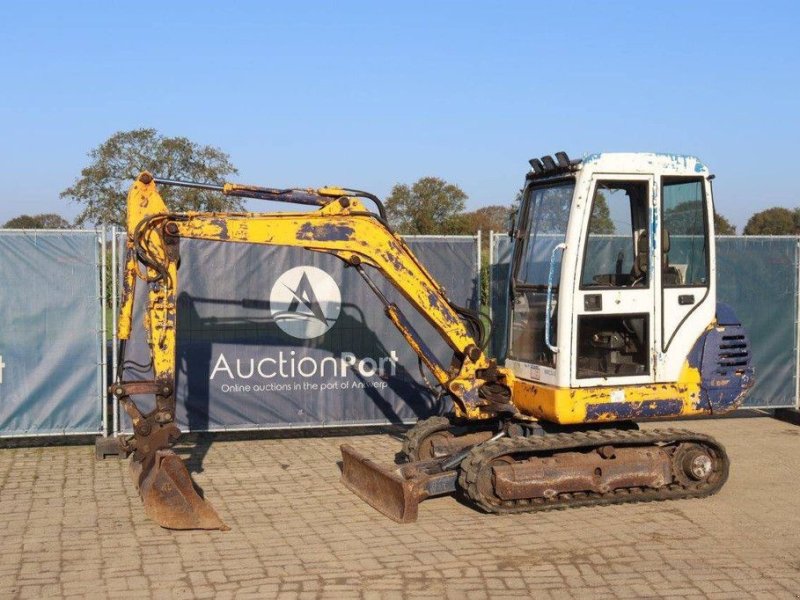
[[114, 172, 513, 529]]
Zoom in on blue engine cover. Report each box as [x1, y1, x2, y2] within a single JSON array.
[[689, 303, 755, 412]]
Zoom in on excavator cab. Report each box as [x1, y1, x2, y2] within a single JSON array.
[[505, 153, 748, 424]]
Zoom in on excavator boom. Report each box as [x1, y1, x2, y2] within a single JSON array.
[[115, 172, 512, 529]]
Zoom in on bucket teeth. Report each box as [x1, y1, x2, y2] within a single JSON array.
[[132, 450, 228, 530]]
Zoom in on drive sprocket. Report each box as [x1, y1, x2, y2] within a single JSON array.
[[401, 416, 454, 461]]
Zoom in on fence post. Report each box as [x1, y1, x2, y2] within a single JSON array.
[[795, 238, 800, 409], [111, 226, 119, 435], [488, 231, 494, 321], [775, 237, 800, 424], [476, 230, 481, 310], [100, 226, 108, 437]]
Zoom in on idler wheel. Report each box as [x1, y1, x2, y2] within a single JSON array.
[[672, 443, 722, 488]]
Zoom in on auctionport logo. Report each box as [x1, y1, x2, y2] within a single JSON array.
[[269, 266, 341, 339]]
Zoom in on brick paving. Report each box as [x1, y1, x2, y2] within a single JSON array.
[[0, 416, 799, 599]]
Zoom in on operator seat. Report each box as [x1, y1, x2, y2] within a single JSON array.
[[631, 230, 648, 284], [661, 229, 682, 285]]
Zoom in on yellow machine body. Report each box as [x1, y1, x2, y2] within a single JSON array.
[[511, 363, 705, 425]]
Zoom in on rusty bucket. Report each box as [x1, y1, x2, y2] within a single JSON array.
[[132, 450, 228, 530]]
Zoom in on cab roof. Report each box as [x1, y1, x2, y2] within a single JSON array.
[[580, 152, 709, 176], [527, 151, 709, 182]]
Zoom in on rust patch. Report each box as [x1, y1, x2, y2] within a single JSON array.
[[426, 290, 459, 327], [297, 222, 355, 241], [139, 450, 228, 530], [381, 249, 413, 276], [585, 399, 684, 421], [209, 218, 229, 240], [385, 241, 415, 275], [492, 446, 672, 500]]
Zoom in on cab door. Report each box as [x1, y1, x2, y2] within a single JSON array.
[[656, 176, 715, 381], [571, 175, 656, 387]]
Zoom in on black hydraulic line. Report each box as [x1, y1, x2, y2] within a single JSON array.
[[151, 178, 224, 192], [339, 188, 388, 220], [150, 177, 388, 215], [441, 430, 506, 471], [353, 263, 449, 377], [450, 302, 490, 350], [132, 214, 170, 283], [116, 340, 126, 383], [153, 177, 326, 207], [354, 263, 393, 306]]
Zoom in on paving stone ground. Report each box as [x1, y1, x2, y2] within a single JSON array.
[[0, 415, 798, 599]]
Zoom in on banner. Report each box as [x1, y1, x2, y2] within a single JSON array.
[[0, 231, 102, 436], [121, 237, 479, 431]]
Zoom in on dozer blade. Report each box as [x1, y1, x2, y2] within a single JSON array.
[[132, 450, 228, 530], [340, 444, 457, 524]]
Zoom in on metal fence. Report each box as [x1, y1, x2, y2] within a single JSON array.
[[1, 227, 797, 442], [489, 232, 800, 409], [0, 229, 106, 437]]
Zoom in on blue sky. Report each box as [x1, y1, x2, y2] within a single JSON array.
[[1, 1, 797, 230]]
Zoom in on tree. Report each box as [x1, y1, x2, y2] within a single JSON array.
[[61, 128, 241, 226], [588, 193, 614, 234], [453, 205, 513, 306], [385, 177, 467, 234], [458, 205, 514, 235], [714, 212, 736, 235], [743, 207, 799, 235], [3, 213, 71, 229]]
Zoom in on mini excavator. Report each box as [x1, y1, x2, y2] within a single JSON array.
[[114, 152, 753, 529]]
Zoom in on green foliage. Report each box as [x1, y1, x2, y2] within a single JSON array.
[[714, 212, 736, 235], [529, 183, 574, 234], [61, 128, 241, 226], [664, 200, 705, 235], [458, 205, 514, 235], [385, 177, 468, 234], [456, 205, 514, 306], [3, 213, 71, 229], [588, 193, 614, 234], [479, 260, 490, 308], [743, 207, 800, 235], [650, 201, 736, 236]]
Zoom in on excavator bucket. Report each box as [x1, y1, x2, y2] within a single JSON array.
[[131, 450, 228, 530], [340, 444, 457, 523]]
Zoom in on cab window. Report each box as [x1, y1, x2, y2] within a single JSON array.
[[661, 178, 708, 287], [581, 181, 650, 288]]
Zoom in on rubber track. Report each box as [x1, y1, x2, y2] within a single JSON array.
[[401, 416, 451, 462], [458, 428, 730, 515]]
